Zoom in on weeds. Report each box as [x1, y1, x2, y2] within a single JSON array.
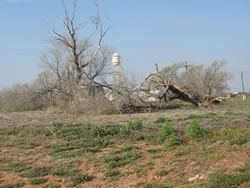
[[104, 169, 120, 177], [0, 180, 25, 188], [167, 135, 183, 147], [69, 173, 94, 186], [147, 149, 162, 154], [186, 120, 211, 140], [144, 183, 170, 188], [8, 163, 31, 173], [20, 166, 50, 178], [29, 178, 48, 185], [161, 122, 176, 138], [155, 118, 171, 124], [207, 173, 250, 188], [105, 151, 142, 168], [155, 170, 168, 177]]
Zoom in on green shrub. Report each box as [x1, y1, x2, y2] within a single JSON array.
[[230, 137, 248, 145], [207, 173, 250, 188], [0, 180, 25, 188], [105, 151, 141, 168], [51, 168, 79, 177], [147, 149, 162, 154], [155, 170, 168, 177], [186, 120, 209, 140], [167, 135, 183, 147], [155, 118, 171, 124], [222, 128, 249, 145], [8, 163, 31, 173], [104, 169, 120, 177], [29, 178, 48, 185], [120, 120, 143, 135], [21, 166, 50, 178], [70, 173, 94, 186], [145, 184, 170, 188], [91, 125, 121, 137], [161, 122, 176, 137]]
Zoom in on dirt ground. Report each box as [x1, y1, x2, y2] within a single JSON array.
[[0, 101, 249, 187]]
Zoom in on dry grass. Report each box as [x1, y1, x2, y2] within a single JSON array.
[[0, 98, 249, 187]]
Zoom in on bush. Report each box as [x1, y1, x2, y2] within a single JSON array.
[[207, 173, 250, 188], [161, 122, 176, 137], [186, 120, 210, 140], [155, 118, 171, 124], [167, 135, 183, 147], [120, 120, 143, 135], [155, 170, 168, 177], [21, 166, 50, 178], [70, 174, 94, 186], [29, 178, 48, 185]]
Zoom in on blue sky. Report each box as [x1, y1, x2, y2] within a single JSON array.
[[0, 0, 249, 91]]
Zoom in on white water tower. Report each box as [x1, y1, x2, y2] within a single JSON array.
[[112, 53, 126, 87]]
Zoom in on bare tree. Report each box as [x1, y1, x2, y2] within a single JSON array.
[[40, 0, 112, 107]]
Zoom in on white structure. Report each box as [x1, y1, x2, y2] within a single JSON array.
[[112, 53, 121, 67], [112, 53, 126, 87]]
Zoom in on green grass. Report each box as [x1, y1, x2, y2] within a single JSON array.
[[51, 168, 79, 177], [155, 170, 168, 177], [20, 166, 50, 178], [175, 148, 191, 157], [0, 101, 250, 187], [155, 117, 171, 124], [167, 135, 183, 147], [144, 183, 170, 188], [207, 173, 250, 188], [29, 178, 48, 185], [186, 120, 211, 140], [0, 180, 25, 188], [8, 163, 31, 173], [104, 169, 120, 177], [105, 151, 142, 168], [147, 149, 162, 154], [69, 173, 94, 186]]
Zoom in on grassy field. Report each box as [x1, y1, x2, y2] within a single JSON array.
[[0, 98, 249, 187]]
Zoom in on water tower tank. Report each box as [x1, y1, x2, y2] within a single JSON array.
[[112, 53, 120, 66]]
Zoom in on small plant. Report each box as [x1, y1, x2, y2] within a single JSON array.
[[29, 178, 48, 185], [233, 168, 249, 173], [230, 136, 248, 145], [70, 173, 94, 186], [0, 180, 25, 188], [155, 170, 168, 177], [8, 163, 31, 172], [21, 166, 50, 178], [147, 149, 162, 154], [175, 149, 191, 157], [186, 120, 209, 140], [51, 168, 79, 177], [207, 173, 250, 188], [91, 124, 121, 137], [161, 122, 176, 137], [44, 130, 52, 136], [120, 120, 143, 135], [145, 183, 170, 188], [167, 135, 183, 147], [222, 127, 249, 145], [155, 118, 171, 124], [105, 151, 141, 168], [104, 169, 120, 177]]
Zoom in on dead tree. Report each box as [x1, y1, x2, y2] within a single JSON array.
[[40, 0, 112, 107]]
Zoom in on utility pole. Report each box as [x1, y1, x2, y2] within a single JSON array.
[[241, 72, 247, 100], [184, 61, 191, 72], [241, 72, 245, 93]]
